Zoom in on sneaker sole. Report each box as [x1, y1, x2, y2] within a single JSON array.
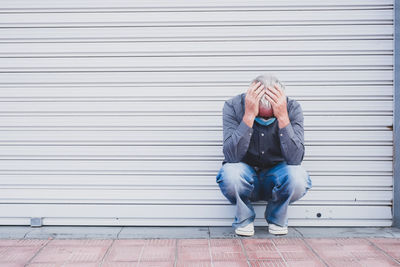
[[235, 229, 255, 236], [268, 229, 288, 235]]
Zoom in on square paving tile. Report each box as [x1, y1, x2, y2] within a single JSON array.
[[136, 261, 174, 267], [102, 262, 138, 267], [212, 251, 246, 261], [105, 245, 143, 262], [213, 261, 249, 267], [241, 239, 281, 260], [241, 239, 276, 252], [176, 261, 212, 267], [305, 238, 398, 267], [113, 240, 146, 246], [30, 239, 111, 264], [178, 246, 211, 261], [139, 246, 175, 262], [369, 238, 400, 260], [246, 250, 282, 260], [209, 239, 242, 247], [0, 246, 44, 264], [177, 239, 209, 247], [249, 259, 287, 267], [28, 262, 100, 267], [0, 239, 49, 247], [285, 259, 325, 267], [0, 239, 49, 265], [143, 239, 176, 247]]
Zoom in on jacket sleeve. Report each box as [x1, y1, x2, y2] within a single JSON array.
[[278, 102, 305, 165], [222, 101, 253, 163]]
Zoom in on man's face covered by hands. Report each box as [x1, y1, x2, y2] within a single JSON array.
[[251, 76, 285, 119]]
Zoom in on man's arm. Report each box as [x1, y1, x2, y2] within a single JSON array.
[[222, 101, 254, 163], [265, 84, 305, 165], [222, 81, 265, 163], [278, 103, 305, 165]]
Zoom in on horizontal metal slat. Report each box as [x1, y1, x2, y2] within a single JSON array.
[[0, 146, 392, 158], [0, 130, 392, 143], [0, 204, 391, 222], [0, 174, 393, 188], [0, 100, 392, 114], [0, 189, 392, 205], [0, 56, 392, 73], [0, 10, 392, 28], [0, 115, 392, 127], [0, 0, 393, 12], [0, 40, 393, 57], [0, 71, 392, 84], [0, 160, 393, 173], [0, 25, 393, 42], [0, 85, 393, 99]]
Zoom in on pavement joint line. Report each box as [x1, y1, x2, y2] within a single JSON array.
[[115, 226, 123, 239], [23, 238, 52, 267], [301, 238, 329, 267], [270, 238, 289, 267], [137, 239, 145, 265], [174, 239, 178, 267], [293, 227, 304, 238], [366, 238, 400, 265], [238, 238, 251, 267], [22, 227, 34, 239], [99, 238, 115, 267], [207, 237, 215, 267]]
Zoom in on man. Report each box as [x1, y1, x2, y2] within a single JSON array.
[[216, 73, 312, 236]]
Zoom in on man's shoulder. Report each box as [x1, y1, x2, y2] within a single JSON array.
[[224, 93, 245, 111], [287, 97, 302, 111], [225, 93, 245, 106]]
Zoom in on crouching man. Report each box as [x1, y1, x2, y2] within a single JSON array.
[[216, 73, 312, 236]]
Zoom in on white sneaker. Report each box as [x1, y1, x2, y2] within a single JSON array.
[[235, 222, 254, 236], [268, 223, 288, 235]]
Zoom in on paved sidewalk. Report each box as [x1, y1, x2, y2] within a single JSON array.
[[0, 226, 400, 266]]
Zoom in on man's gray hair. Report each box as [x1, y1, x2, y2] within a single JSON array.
[[250, 73, 286, 109]]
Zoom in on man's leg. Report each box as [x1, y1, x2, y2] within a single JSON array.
[[258, 162, 312, 227], [216, 162, 261, 230]]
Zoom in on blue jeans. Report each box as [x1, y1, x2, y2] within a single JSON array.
[[216, 161, 312, 229]]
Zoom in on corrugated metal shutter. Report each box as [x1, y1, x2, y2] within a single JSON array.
[[0, 0, 394, 226]]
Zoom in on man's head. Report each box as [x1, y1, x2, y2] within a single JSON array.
[[250, 73, 286, 119]]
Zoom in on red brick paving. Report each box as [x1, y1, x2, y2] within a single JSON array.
[[306, 238, 400, 267], [0, 238, 398, 266]]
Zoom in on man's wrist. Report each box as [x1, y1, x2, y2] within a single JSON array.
[[277, 113, 290, 128], [243, 112, 256, 128]]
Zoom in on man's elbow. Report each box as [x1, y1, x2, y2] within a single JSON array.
[[286, 148, 305, 165], [222, 144, 241, 163]]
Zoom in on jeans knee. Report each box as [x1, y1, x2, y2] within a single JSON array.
[[216, 162, 255, 185], [286, 166, 311, 200], [216, 162, 256, 201]]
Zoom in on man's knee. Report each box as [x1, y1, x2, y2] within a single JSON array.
[[216, 162, 256, 201], [216, 162, 255, 185], [285, 165, 312, 201]]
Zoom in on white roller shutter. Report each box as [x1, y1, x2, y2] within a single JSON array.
[[0, 0, 394, 226]]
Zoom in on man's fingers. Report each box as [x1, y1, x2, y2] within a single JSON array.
[[256, 93, 264, 102], [266, 88, 279, 102], [256, 88, 265, 99], [265, 94, 276, 105], [273, 83, 284, 96], [254, 84, 265, 96], [267, 85, 280, 98], [247, 81, 261, 94]]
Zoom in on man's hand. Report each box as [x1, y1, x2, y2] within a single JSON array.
[[265, 83, 290, 128], [243, 81, 265, 127]]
